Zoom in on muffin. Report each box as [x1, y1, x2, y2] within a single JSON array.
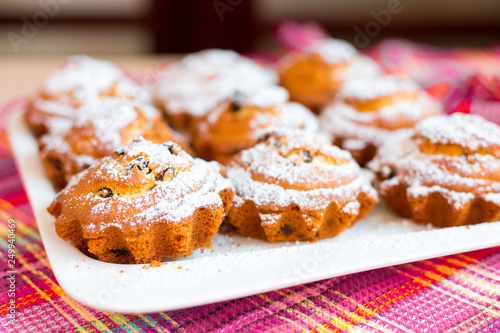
[[320, 76, 443, 166], [277, 38, 382, 112], [368, 113, 500, 227], [154, 49, 277, 132], [26, 55, 149, 136], [48, 138, 234, 264], [226, 129, 378, 242], [39, 98, 186, 189], [192, 85, 320, 164]]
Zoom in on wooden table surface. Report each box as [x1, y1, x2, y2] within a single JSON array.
[[0, 55, 177, 105]]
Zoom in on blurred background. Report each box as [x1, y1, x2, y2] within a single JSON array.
[[1, 0, 499, 55]]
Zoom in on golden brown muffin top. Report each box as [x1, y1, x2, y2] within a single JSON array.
[[320, 76, 443, 147], [39, 55, 149, 106], [27, 56, 150, 137], [284, 38, 357, 66], [39, 98, 167, 151], [416, 113, 500, 158], [369, 113, 500, 196], [195, 86, 320, 157], [338, 76, 419, 111], [49, 137, 233, 233], [154, 49, 277, 119], [39, 98, 176, 171], [278, 38, 381, 79], [226, 129, 377, 211]]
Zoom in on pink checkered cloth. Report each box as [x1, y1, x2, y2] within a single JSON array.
[[365, 38, 500, 124], [1, 40, 500, 332]]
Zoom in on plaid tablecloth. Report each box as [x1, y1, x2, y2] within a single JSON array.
[[2, 41, 500, 333]]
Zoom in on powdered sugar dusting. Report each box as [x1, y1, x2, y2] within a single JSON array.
[[133, 160, 230, 224], [42, 55, 150, 103], [39, 99, 164, 172], [484, 193, 500, 205], [229, 167, 374, 211], [74, 99, 140, 148], [121, 137, 193, 170], [43, 55, 121, 95], [247, 102, 321, 140], [227, 130, 376, 211], [155, 49, 277, 117], [307, 38, 357, 64], [321, 101, 419, 146], [416, 113, 500, 151], [372, 135, 500, 190], [339, 76, 419, 101], [274, 102, 321, 134], [245, 86, 289, 108], [340, 55, 382, 81], [60, 138, 233, 232], [341, 139, 368, 150], [341, 201, 361, 215], [32, 99, 76, 118], [39, 134, 69, 154], [320, 90, 441, 147], [407, 185, 475, 210], [369, 117, 500, 210], [204, 93, 320, 143]]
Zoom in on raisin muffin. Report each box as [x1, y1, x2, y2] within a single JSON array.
[[226, 129, 378, 242], [192, 85, 320, 164], [26, 55, 149, 136], [277, 38, 382, 112], [48, 138, 234, 264], [368, 113, 500, 227], [39, 98, 186, 189], [320, 76, 443, 166], [154, 49, 277, 132]]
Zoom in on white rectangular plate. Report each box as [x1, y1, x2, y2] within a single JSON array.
[[8, 111, 500, 314]]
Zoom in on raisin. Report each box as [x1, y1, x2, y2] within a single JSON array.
[[163, 142, 177, 154], [257, 132, 282, 147], [49, 157, 63, 171], [48, 158, 65, 188], [98, 187, 113, 198], [156, 166, 176, 181], [111, 249, 129, 257], [230, 91, 245, 112], [302, 150, 313, 163], [282, 224, 293, 235], [129, 156, 149, 170], [258, 132, 272, 144]]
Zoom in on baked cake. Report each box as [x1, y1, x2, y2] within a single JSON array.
[[26, 55, 149, 137], [226, 129, 378, 242], [192, 85, 320, 163], [38, 98, 186, 189], [48, 137, 234, 264], [154, 49, 277, 132], [368, 113, 500, 227], [320, 75, 443, 165], [278, 38, 382, 112]]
